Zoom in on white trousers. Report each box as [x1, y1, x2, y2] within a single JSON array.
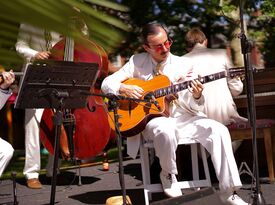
[[23, 108, 59, 179], [0, 138, 14, 176], [143, 114, 242, 194]]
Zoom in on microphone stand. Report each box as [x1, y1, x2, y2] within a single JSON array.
[[238, 1, 266, 204], [108, 96, 128, 205], [11, 172, 18, 205], [89, 92, 151, 205]]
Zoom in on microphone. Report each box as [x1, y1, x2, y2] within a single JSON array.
[[150, 95, 161, 111], [144, 92, 161, 111]]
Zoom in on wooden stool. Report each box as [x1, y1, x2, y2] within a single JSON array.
[[228, 119, 275, 182]]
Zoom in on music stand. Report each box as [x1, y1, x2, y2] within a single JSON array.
[[15, 60, 99, 205]]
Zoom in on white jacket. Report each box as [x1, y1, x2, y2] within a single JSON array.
[[15, 23, 61, 66], [183, 44, 246, 125]]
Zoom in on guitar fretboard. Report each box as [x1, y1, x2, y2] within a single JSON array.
[[154, 71, 226, 98]]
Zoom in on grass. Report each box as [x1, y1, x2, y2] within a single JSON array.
[[1, 147, 123, 180]]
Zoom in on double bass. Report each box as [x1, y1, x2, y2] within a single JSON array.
[[39, 33, 111, 160]]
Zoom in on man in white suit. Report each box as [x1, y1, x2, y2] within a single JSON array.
[[0, 70, 15, 177], [183, 28, 247, 152], [15, 23, 61, 189], [102, 23, 249, 205]]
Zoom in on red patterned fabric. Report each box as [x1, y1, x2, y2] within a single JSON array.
[[227, 119, 275, 130], [7, 93, 17, 104]]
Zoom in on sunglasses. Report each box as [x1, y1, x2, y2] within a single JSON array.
[[146, 38, 173, 53]]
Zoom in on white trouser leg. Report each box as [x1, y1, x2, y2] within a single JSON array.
[[23, 108, 44, 179], [176, 115, 242, 193], [0, 138, 14, 176], [143, 117, 179, 175]]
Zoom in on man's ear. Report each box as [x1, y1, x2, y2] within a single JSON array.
[[142, 44, 150, 52]]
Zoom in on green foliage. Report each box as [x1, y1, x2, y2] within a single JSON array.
[[0, 0, 129, 69], [108, 0, 241, 56], [0, 0, 274, 70], [108, 0, 274, 68], [261, 0, 275, 18]]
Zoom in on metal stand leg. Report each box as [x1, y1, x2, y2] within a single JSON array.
[[11, 172, 18, 205], [50, 110, 63, 205], [78, 160, 82, 186], [108, 98, 131, 205]]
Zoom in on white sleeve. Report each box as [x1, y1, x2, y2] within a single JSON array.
[[101, 56, 134, 95], [177, 90, 205, 113], [227, 78, 243, 96], [225, 53, 244, 96], [0, 89, 12, 109], [15, 24, 39, 62], [170, 57, 205, 115]]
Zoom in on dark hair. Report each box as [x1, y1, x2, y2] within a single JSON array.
[[185, 27, 207, 49], [141, 22, 168, 44]]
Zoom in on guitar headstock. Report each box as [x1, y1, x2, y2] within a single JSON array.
[[228, 67, 245, 80]]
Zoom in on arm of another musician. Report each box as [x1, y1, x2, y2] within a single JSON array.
[[0, 71, 15, 109], [224, 53, 244, 97], [15, 24, 40, 62], [227, 77, 243, 97], [0, 90, 12, 109]]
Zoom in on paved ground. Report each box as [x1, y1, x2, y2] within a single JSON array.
[[1, 157, 275, 205]]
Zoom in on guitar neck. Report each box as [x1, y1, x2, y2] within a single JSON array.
[[153, 71, 227, 98]]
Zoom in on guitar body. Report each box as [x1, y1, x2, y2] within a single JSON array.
[[108, 68, 245, 137], [109, 75, 171, 137]]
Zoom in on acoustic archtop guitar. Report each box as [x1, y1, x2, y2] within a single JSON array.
[[108, 67, 245, 137]]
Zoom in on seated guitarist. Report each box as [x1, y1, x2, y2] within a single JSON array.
[[101, 22, 249, 205]]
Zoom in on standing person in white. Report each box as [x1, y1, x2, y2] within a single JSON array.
[[101, 22, 249, 205], [15, 23, 61, 189], [0, 70, 15, 176], [183, 27, 247, 152]]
